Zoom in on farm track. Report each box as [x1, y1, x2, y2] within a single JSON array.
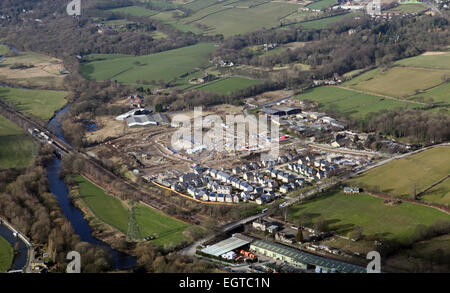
[[417, 175, 450, 198], [336, 85, 427, 105]]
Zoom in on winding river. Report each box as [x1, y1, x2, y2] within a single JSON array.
[[46, 107, 136, 270]]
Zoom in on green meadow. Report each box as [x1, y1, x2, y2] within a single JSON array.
[[306, 0, 338, 10], [0, 236, 13, 272], [343, 66, 450, 98], [348, 146, 450, 199], [0, 115, 34, 169], [395, 52, 450, 70], [0, 86, 68, 121], [192, 76, 263, 95], [74, 175, 191, 246], [289, 190, 450, 241], [295, 86, 419, 118], [81, 43, 216, 86]]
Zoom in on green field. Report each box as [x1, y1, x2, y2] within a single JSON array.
[[0, 45, 10, 55], [0, 235, 13, 272], [108, 5, 159, 17], [74, 175, 191, 246], [81, 43, 216, 87], [306, 0, 338, 10], [191, 76, 263, 94], [0, 87, 68, 121], [409, 82, 450, 105], [348, 146, 450, 199], [343, 66, 450, 98], [300, 13, 359, 30], [295, 86, 420, 118], [183, 1, 302, 37], [395, 52, 450, 70], [387, 3, 429, 14], [289, 190, 450, 241], [421, 179, 450, 205], [0, 115, 34, 169]]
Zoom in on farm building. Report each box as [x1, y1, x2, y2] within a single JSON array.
[[344, 187, 361, 194], [250, 240, 366, 273], [126, 114, 157, 127], [261, 108, 285, 116]]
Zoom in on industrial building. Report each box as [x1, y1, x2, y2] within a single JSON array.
[[201, 234, 253, 257], [250, 240, 366, 273], [260, 107, 302, 117]]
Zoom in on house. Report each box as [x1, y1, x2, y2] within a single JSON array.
[[187, 185, 195, 196], [232, 166, 242, 175], [225, 194, 233, 203], [280, 185, 291, 194], [344, 187, 360, 194], [209, 193, 217, 202], [217, 194, 225, 202], [275, 232, 294, 244], [233, 194, 240, 203], [217, 185, 232, 195], [202, 193, 210, 201], [267, 224, 281, 234], [243, 172, 255, 182], [252, 219, 268, 231], [255, 196, 265, 205]]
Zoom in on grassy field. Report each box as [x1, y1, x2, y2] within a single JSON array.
[[288, 190, 450, 241], [348, 146, 450, 199], [395, 52, 450, 70], [0, 235, 13, 272], [421, 179, 450, 205], [0, 51, 67, 89], [74, 175, 191, 246], [0, 115, 34, 169], [409, 82, 450, 105], [306, 0, 338, 10], [343, 66, 450, 98], [387, 3, 429, 14], [108, 5, 159, 17], [182, 1, 302, 37], [0, 86, 68, 121], [191, 76, 263, 95], [134, 204, 190, 247], [295, 86, 420, 118], [0, 45, 10, 55], [300, 13, 360, 30], [81, 43, 216, 87]]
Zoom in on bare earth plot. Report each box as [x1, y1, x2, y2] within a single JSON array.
[[0, 51, 66, 89]]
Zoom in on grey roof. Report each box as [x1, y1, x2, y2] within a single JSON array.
[[202, 236, 252, 257], [153, 113, 170, 124], [251, 240, 366, 273]]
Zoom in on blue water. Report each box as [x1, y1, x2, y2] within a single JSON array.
[[0, 223, 28, 271], [47, 105, 70, 144], [46, 106, 136, 270], [45, 159, 136, 270]]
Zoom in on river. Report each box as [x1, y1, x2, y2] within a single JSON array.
[[0, 222, 28, 271], [46, 107, 136, 270]]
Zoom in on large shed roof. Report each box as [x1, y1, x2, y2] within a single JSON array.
[[201, 236, 251, 257], [251, 240, 367, 273]]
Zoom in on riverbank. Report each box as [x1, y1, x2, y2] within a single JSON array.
[[0, 235, 13, 272]]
